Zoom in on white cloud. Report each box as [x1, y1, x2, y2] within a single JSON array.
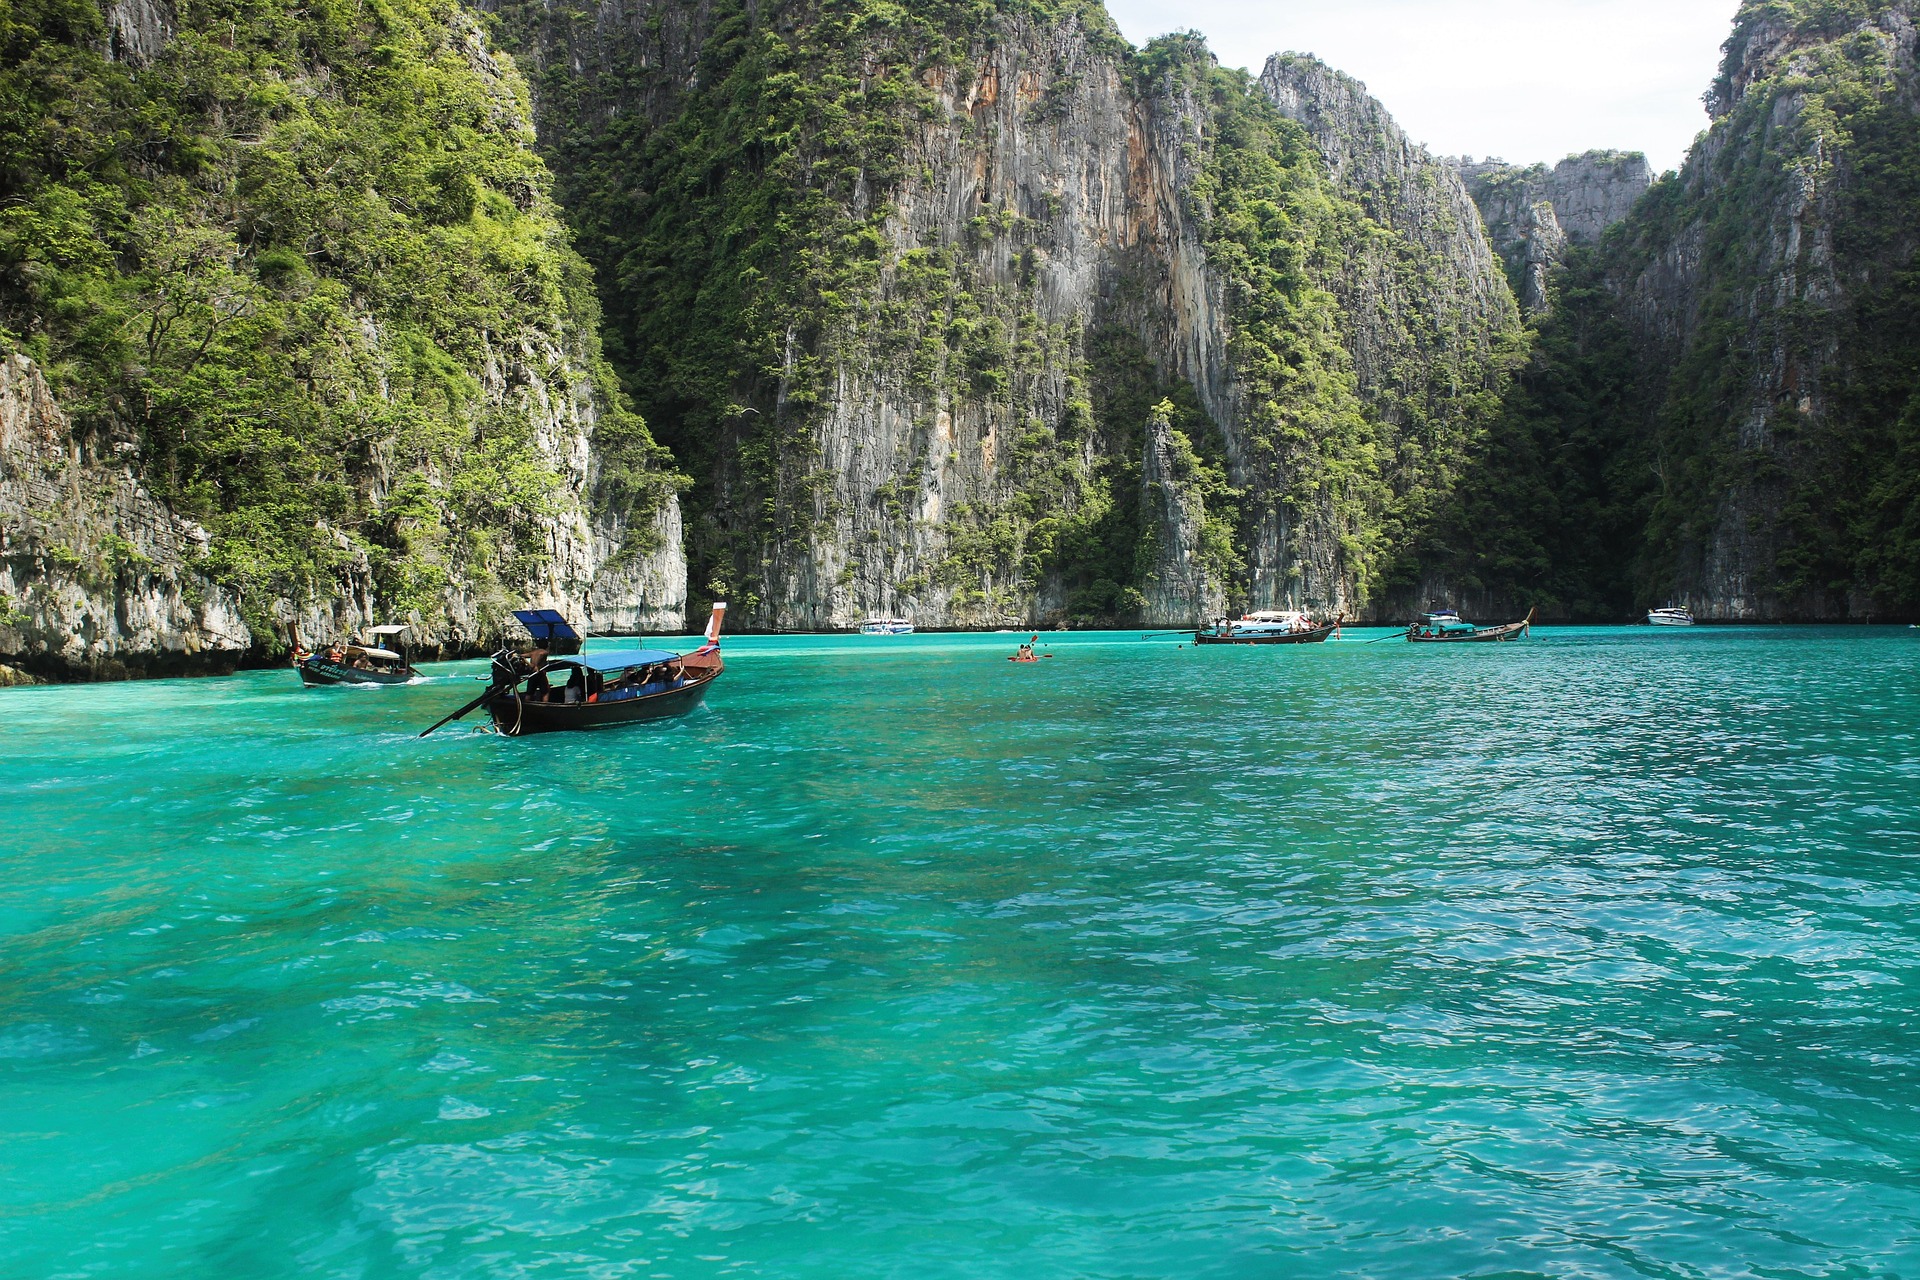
[[1101, 0, 1737, 173]]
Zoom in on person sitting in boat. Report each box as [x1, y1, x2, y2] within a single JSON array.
[[1016, 640, 1035, 661], [524, 655, 552, 703]]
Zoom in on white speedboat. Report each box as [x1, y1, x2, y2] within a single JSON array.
[[1194, 610, 1339, 645], [1647, 606, 1695, 627], [859, 617, 914, 635]]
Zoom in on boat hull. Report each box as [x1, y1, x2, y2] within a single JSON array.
[[1194, 623, 1338, 646], [1647, 614, 1694, 627], [297, 658, 417, 686], [484, 670, 718, 736]]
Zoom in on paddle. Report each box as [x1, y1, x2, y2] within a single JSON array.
[[419, 649, 520, 738], [419, 686, 497, 738]]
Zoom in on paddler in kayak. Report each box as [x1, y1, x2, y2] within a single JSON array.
[[1011, 636, 1041, 663]]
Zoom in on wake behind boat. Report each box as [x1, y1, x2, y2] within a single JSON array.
[[1407, 608, 1534, 643], [420, 604, 727, 738], [1194, 610, 1339, 645]]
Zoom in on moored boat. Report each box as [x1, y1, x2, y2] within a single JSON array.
[[1647, 605, 1695, 627], [420, 604, 727, 738], [294, 624, 418, 686], [859, 617, 915, 635], [1194, 610, 1339, 646], [1406, 608, 1534, 643]]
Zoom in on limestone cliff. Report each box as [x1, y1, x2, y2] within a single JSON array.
[[1600, 0, 1920, 618], [481, 1, 1523, 628], [0, 0, 686, 678], [1139, 401, 1228, 625], [0, 354, 249, 679], [1461, 152, 1653, 312]]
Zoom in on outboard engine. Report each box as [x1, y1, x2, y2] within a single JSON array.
[[489, 648, 531, 689]]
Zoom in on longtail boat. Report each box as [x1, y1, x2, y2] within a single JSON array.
[[294, 624, 418, 686], [420, 604, 726, 738], [1406, 608, 1534, 643], [1195, 610, 1340, 645]]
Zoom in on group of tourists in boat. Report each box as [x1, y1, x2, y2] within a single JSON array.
[[291, 625, 419, 686], [421, 604, 728, 738], [1195, 610, 1342, 645], [1406, 608, 1535, 643], [294, 604, 728, 739]]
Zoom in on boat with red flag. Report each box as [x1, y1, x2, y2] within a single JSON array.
[[420, 604, 727, 738]]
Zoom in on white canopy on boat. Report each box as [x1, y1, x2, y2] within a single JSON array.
[[364, 624, 409, 636]]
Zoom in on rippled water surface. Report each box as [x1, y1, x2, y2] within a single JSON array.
[[4, 627, 1920, 1278]]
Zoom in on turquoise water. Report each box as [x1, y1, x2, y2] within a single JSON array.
[[3, 627, 1919, 1278]]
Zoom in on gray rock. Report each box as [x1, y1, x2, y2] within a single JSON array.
[[1460, 151, 1652, 312], [104, 0, 174, 65]]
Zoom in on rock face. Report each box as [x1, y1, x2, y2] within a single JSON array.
[[103, 0, 173, 65], [0, 354, 250, 679], [1461, 152, 1652, 311], [481, 4, 1522, 628], [1139, 402, 1227, 625], [1256, 55, 1524, 620], [1, 0, 687, 681], [1597, 0, 1920, 618]]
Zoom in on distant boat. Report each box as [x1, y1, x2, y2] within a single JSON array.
[[1407, 608, 1534, 643], [294, 624, 418, 686], [860, 617, 915, 635], [1647, 606, 1695, 627], [1195, 610, 1339, 645], [420, 604, 727, 738]]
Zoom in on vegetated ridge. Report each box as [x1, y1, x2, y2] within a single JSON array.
[[0, 0, 685, 678], [473, 0, 1523, 630]]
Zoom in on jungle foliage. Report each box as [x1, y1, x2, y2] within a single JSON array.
[[0, 0, 673, 637], [1603, 0, 1920, 613]]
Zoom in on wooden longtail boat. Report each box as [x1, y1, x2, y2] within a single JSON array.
[[1195, 611, 1340, 645], [419, 604, 726, 739], [294, 624, 419, 686], [1406, 608, 1535, 643]]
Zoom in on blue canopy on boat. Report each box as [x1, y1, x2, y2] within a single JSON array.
[[547, 649, 680, 672], [513, 609, 581, 644]]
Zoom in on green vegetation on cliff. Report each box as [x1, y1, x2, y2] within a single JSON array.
[[1425, 0, 1920, 619], [487, 3, 1518, 623], [0, 0, 673, 636]]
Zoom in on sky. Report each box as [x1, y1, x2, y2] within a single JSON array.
[[1101, 0, 1739, 173]]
